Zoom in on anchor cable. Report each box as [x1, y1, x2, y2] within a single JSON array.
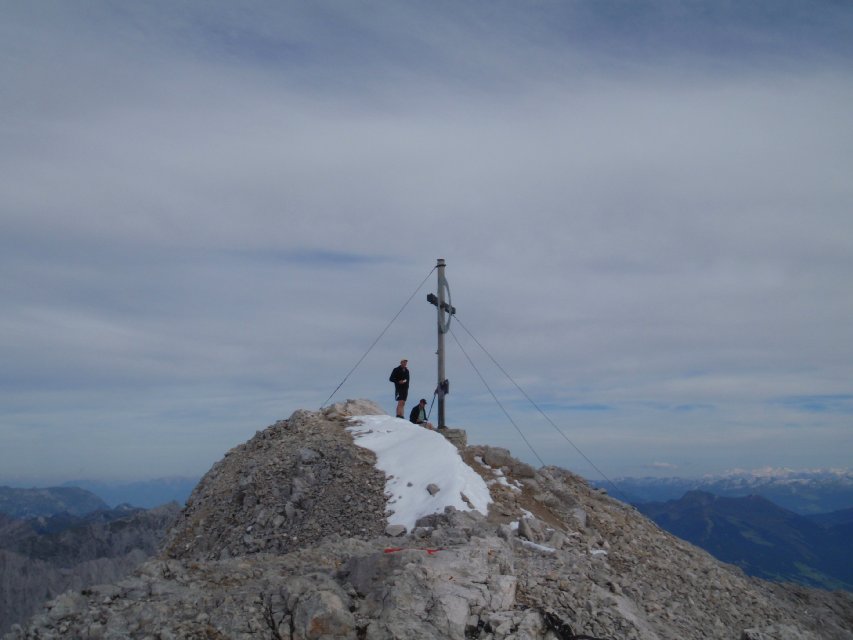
[[448, 327, 546, 467], [321, 263, 626, 503], [321, 266, 437, 408], [453, 315, 629, 502]]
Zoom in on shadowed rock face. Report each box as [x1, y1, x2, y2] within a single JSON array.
[[6, 402, 853, 640], [636, 491, 853, 590], [0, 504, 179, 634]]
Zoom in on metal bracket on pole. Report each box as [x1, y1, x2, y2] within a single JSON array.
[[427, 258, 456, 428]]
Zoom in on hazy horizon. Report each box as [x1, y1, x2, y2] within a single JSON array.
[[2, 463, 851, 490]]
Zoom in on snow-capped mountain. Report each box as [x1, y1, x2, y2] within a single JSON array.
[[607, 468, 853, 514]]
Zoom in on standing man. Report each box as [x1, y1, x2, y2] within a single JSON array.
[[389, 358, 409, 418]]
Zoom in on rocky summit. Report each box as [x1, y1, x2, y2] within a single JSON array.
[[6, 399, 852, 640]]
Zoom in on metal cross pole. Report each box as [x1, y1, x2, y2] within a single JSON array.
[[427, 258, 455, 428]]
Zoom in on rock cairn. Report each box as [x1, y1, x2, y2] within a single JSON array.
[[7, 401, 852, 640]]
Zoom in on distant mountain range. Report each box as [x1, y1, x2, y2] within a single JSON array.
[[0, 477, 198, 514], [0, 485, 182, 631], [609, 468, 853, 514], [0, 486, 108, 518], [60, 476, 199, 509], [636, 491, 853, 591]]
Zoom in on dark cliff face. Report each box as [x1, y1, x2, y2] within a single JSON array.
[[0, 503, 180, 634], [636, 491, 853, 590], [1, 505, 178, 567]]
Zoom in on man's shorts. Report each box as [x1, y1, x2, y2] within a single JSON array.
[[395, 388, 408, 401]]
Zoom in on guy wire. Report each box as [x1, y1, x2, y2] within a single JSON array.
[[453, 316, 630, 503], [321, 266, 437, 408], [448, 327, 546, 467]]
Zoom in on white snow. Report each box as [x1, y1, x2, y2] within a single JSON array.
[[348, 414, 492, 531], [493, 476, 522, 491]]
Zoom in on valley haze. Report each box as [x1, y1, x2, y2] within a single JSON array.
[[1, 1, 852, 483]]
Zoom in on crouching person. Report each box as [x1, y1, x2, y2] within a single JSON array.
[[409, 398, 434, 430]]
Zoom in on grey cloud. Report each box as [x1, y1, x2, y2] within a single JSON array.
[[2, 1, 852, 481]]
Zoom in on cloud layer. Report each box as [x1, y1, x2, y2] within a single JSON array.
[[2, 1, 852, 482]]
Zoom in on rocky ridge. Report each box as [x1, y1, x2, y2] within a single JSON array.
[[6, 400, 852, 640], [0, 503, 179, 634]]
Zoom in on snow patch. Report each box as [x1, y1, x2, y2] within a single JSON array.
[[348, 415, 491, 531]]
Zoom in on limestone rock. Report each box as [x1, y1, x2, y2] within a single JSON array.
[[517, 518, 536, 541], [439, 428, 468, 450], [161, 404, 389, 561], [292, 589, 356, 640], [481, 447, 513, 469]]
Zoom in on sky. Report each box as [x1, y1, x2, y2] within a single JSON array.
[[2, 1, 852, 485], [348, 413, 491, 531]]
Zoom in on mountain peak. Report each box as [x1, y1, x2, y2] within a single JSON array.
[[8, 401, 853, 639], [0, 486, 108, 519], [163, 401, 391, 560]]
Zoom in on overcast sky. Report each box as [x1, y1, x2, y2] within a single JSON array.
[[2, 1, 852, 484]]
